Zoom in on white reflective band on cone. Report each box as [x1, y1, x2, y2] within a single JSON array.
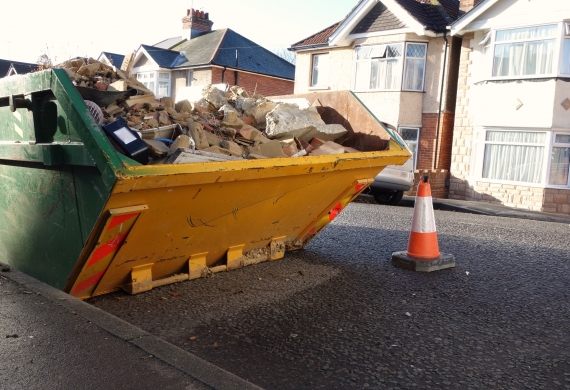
[[411, 196, 436, 233]]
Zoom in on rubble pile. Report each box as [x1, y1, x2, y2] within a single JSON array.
[[63, 58, 357, 164]]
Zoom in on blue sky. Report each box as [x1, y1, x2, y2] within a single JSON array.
[[1, 0, 354, 64]]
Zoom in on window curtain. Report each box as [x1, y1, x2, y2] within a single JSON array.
[[403, 58, 425, 90], [493, 25, 557, 77], [562, 39, 570, 75], [482, 131, 545, 183]]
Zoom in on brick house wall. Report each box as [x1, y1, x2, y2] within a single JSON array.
[[211, 67, 294, 97]]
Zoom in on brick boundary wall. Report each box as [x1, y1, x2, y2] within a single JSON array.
[[211, 68, 294, 97], [417, 112, 455, 171], [405, 169, 449, 198]]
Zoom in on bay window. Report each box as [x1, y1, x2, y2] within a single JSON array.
[[135, 71, 172, 97], [474, 129, 570, 188], [482, 131, 545, 183], [562, 38, 570, 75], [549, 134, 570, 186], [403, 43, 427, 91], [492, 24, 557, 77], [158, 72, 171, 97], [354, 42, 426, 91]]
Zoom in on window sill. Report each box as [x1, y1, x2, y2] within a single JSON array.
[[308, 86, 330, 90]]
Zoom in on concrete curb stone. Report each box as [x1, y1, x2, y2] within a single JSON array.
[[0, 262, 263, 390]]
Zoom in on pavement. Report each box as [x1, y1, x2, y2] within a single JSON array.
[[1, 198, 570, 389], [358, 194, 570, 224], [0, 262, 262, 390]]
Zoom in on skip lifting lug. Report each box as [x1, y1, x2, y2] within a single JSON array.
[[9, 94, 32, 112]]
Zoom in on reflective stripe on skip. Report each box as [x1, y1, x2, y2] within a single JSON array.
[[410, 196, 436, 233]]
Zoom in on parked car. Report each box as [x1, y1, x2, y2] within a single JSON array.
[[367, 131, 415, 205]]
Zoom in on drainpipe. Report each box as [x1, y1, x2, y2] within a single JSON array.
[[234, 49, 239, 86], [222, 66, 226, 83], [434, 31, 449, 170]]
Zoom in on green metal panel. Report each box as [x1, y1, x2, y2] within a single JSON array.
[[0, 69, 117, 288], [0, 163, 85, 289]]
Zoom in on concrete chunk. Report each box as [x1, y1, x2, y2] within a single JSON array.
[[107, 80, 128, 92], [265, 104, 347, 142], [220, 140, 244, 157], [202, 85, 228, 109], [187, 120, 210, 150], [308, 141, 346, 156], [249, 140, 288, 158], [168, 135, 192, 156], [243, 101, 277, 128]]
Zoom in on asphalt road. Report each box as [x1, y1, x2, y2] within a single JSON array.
[[90, 202, 570, 389]]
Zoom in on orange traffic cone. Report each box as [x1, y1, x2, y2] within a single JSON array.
[[392, 176, 455, 272]]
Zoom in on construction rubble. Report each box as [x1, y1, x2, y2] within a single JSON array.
[[58, 58, 359, 165]]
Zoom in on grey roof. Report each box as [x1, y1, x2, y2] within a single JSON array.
[[138, 29, 294, 80], [351, 2, 407, 34], [0, 59, 36, 78], [100, 52, 125, 67], [171, 29, 295, 80], [140, 44, 183, 68], [171, 29, 226, 67], [394, 0, 458, 31], [153, 36, 186, 50], [296, 0, 460, 47]]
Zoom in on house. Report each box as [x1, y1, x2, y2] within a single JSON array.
[[289, 0, 463, 197], [449, 0, 570, 214], [129, 9, 295, 102], [97, 52, 125, 67], [0, 59, 36, 78]]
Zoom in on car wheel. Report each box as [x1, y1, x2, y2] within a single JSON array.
[[373, 190, 404, 205]]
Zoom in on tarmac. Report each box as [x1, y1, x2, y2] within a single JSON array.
[[1, 197, 569, 390]]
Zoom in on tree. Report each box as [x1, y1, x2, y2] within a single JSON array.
[[271, 47, 296, 65]]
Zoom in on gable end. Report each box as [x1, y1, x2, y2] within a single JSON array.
[[351, 2, 407, 34]]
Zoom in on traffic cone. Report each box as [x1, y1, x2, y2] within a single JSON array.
[[392, 176, 455, 272]]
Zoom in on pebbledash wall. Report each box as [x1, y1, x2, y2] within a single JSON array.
[[449, 33, 570, 215]]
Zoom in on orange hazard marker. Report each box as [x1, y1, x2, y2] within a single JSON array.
[[392, 176, 455, 272]]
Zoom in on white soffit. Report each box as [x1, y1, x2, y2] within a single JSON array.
[[450, 0, 499, 36]]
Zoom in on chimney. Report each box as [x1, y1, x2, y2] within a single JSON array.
[[182, 8, 214, 39], [459, 0, 481, 14]]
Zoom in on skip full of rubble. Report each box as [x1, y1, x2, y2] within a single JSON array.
[[58, 58, 359, 165]]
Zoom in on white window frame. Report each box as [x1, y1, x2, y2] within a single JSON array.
[[135, 71, 171, 97], [547, 132, 570, 187], [353, 41, 427, 92], [187, 70, 194, 87], [402, 43, 427, 92], [353, 43, 404, 92], [471, 127, 570, 189], [157, 72, 171, 97], [310, 53, 329, 89], [398, 127, 420, 169], [489, 22, 569, 80]]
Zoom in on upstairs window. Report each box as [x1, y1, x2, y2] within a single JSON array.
[[311, 53, 329, 87], [403, 43, 427, 91], [492, 24, 557, 77], [354, 42, 427, 92], [355, 44, 403, 90]]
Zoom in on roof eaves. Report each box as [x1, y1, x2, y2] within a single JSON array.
[[290, 22, 340, 48], [450, 0, 498, 35]]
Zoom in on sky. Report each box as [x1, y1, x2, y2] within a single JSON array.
[[1, 0, 355, 65]]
